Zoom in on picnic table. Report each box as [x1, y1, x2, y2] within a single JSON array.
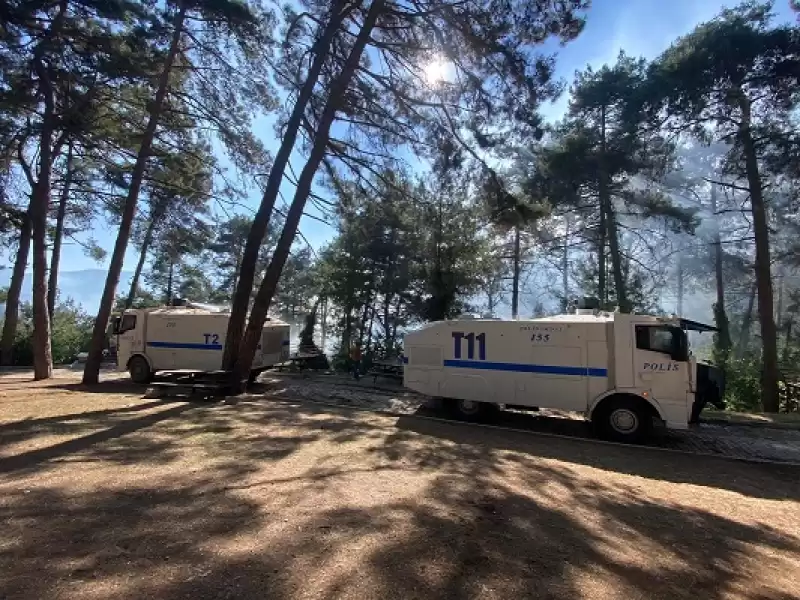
[[275, 351, 327, 372], [147, 370, 244, 399], [368, 358, 404, 384]]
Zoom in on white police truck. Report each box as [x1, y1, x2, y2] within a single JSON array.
[[112, 304, 290, 384], [402, 305, 724, 442]]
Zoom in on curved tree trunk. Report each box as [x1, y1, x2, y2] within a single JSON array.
[[231, 0, 385, 388], [48, 140, 74, 319], [222, 2, 351, 370], [0, 212, 31, 366], [83, 2, 188, 384]]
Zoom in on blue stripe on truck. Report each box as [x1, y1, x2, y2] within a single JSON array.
[[147, 341, 222, 350], [443, 359, 607, 377]]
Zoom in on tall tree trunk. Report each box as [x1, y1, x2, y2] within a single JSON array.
[[382, 293, 392, 354], [390, 296, 402, 350], [739, 94, 779, 412], [366, 301, 376, 354], [232, 0, 384, 387], [676, 253, 684, 316], [48, 140, 74, 319], [604, 202, 627, 312], [124, 215, 159, 309], [342, 304, 354, 355], [83, 2, 187, 384], [320, 297, 328, 354], [29, 67, 59, 380], [737, 282, 757, 358], [511, 223, 521, 319], [710, 183, 731, 363], [562, 214, 570, 311], [598, 207, 606, 305], [222, 2, 350, 369], [165, 259, 174, 304], [0, 212, 31, 366]]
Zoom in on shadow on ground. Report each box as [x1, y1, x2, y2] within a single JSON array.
[[1, 393, 799, 599]]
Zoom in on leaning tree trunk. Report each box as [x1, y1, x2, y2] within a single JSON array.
[[222, 2, 351, 370], [82, 3, 187, 384], [739, 95, 779, 413], [48, 140, 74, 319], [0, 212, 31, 366], [231, 0, 385, 388]]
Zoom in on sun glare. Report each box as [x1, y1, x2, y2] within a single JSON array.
[[424, 58, 448, 85]]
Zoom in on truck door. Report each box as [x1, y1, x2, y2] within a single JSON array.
[[116, 313, 144, 367], [632, 324, 689, 401]]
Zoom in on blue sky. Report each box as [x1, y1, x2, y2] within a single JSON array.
[[3, 0, 797, 281]]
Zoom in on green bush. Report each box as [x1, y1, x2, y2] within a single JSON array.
[[723, 356, 763, 412], [1, 297, 94, 366]]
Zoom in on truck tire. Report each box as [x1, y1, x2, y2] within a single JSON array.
[[247, 369, 262, 385], [446, 398, 496, 422], [128, 356, 152, 384], [592, 395, 653, 444]]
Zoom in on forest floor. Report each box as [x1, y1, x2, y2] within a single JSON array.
[[1, 372, 800, 599]]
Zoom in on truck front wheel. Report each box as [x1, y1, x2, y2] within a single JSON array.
[[446, 398, 496, 422], [592, 395, 653, 444], [128, 356, 152, 384]]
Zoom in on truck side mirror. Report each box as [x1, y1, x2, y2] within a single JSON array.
[[670, 329, 688, 362], [110, 317, 121, 335]]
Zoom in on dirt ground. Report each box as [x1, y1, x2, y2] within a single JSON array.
[[1, 376, 800, 600]]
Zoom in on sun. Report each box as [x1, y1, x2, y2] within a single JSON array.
[[423, 58, 448, 85]]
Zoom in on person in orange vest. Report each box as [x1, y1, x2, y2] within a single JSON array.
[[350, 341, 362, 380]]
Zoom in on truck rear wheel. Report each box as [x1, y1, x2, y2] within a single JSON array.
[[128, 356, 152, 384], [446, 398, 496, 422], [592, 395, 653, 444]]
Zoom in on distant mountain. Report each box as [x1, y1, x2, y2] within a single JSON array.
[[0, 269, 133, 315]]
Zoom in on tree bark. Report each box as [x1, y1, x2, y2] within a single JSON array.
[[562, 214, 569, 311], [598, 103, 627, 312], [710, 183, 731, 362], [604, 202, 627, 312], [231, 0, 384, 387], [320, 296, 328, 354], [511, 223, 521, 319], [222, 2, 351, 369], [739, 94, 779, 412], [737, 282, 756, 358], [48, 140, 74, 319], [165, 259, 174, 304], [29, 69, 59, 380], [0, 212, 31, 366], [83, 2, 188, 384], [676, 253, 684, 316]]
